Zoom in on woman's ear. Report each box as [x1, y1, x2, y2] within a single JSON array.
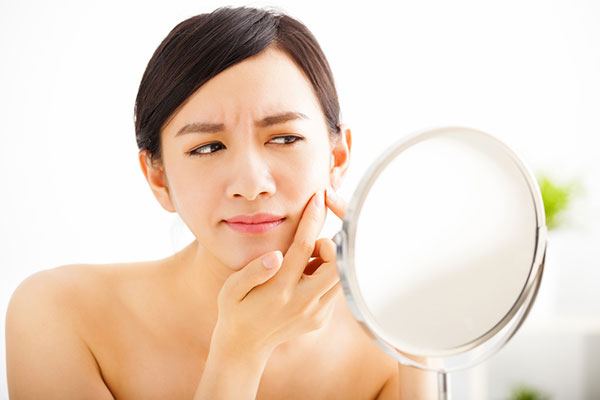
[[138, 150, 177, 213], [329, 123, 352, 190]]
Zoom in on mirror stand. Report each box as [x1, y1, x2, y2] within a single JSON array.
[[437, 371, 449, 400], [392, 250, 546, 400]]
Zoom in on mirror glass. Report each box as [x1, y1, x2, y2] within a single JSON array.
[[351, 128, 539, 357]]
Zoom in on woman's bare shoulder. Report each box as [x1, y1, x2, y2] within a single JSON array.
[[11, 260, 160, 305], [5, 261, 166, 399]]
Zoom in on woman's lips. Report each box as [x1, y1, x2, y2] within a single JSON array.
[[224, 218, 285, 234]]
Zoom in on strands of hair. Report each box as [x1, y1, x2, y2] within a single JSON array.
[[134, 6, 341, 166]]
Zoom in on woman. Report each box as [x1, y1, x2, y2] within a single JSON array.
[[6, 6, 435, 399]]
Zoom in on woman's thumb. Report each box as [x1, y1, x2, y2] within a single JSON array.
[[262, 251, 283, 270], [222, 250, 283, 302]]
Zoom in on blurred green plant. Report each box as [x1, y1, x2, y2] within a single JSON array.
[[506, 383, 552, 400], [536, 173, 580, 230]]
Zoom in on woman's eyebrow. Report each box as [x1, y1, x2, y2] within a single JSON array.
[[256, 111, 308, 128], [175, 111, 309, 137]]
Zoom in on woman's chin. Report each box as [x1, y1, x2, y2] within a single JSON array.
[[225, 247, 285, 271]]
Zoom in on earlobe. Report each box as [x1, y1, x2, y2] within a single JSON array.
[[330, 173, 342, 191], [138, 150, 177, 213]]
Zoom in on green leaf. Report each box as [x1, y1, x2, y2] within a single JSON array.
[[536, 174, 578, 230], [507, 383, 552, 400]]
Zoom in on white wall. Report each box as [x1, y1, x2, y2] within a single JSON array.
[[1, 0, 599, 398]]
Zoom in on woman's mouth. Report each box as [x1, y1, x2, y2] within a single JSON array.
[[224, 213, 285, 234]]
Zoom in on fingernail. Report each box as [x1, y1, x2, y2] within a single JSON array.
[[326, 189, 337, 203], [263, 252, 281, 269], [312, 190, 323, 208]]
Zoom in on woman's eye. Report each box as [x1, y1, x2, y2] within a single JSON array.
[[269, 135, 303, 145], [189, 136, 302, 157], [189, 142, 225, 156]]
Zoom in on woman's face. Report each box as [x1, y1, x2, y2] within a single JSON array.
[[148, 47, 348, 270]]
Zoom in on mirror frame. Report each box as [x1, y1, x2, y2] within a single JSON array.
[[334, 126, 547, 372]]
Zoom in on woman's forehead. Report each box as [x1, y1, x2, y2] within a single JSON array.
[[164, 48, 323, 134]]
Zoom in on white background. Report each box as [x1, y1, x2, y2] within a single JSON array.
[[1, 0, 599, 398]]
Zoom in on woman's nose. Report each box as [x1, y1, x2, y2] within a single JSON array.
[[225, 148, 276, 201]]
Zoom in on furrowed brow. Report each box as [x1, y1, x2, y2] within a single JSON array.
[[255, 111, 309, 128], [175, 111, 308, 137], [175, 122, 225, 137]]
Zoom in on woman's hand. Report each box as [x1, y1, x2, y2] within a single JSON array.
[[303, 188, 347, 275], [324, 187, 347, 220], [194, 188, 348, 400], [211, 188, 348, 360]]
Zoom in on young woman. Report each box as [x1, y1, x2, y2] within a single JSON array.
[[6, 6, 436, 399]]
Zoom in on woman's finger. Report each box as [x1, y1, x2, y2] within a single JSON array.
[[325, 188, 347, 220], [318, 280, 342, 306], [274, 190, 326, 286], [310, 237, 336, 261], [306, 237, 337, 274], [220, 251, 283, 304]]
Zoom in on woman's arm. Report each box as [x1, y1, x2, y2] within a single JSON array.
[[5, 269, 115, 400], [192, 334, 272, 400]]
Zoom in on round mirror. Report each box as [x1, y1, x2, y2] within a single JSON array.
[[334, 126, 547, 399]]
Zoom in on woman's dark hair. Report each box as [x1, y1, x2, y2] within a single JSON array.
[[134, 6, 341, 166]]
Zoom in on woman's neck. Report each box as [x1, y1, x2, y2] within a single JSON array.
[[164, 240, 234, 327]]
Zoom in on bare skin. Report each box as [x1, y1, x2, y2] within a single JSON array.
[[6, 191, 438, 399], [65, 249, 396, 400], [6, 47, 439, 399]]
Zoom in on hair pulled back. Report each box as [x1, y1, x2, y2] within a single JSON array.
[[134, 6, 341, 165]]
